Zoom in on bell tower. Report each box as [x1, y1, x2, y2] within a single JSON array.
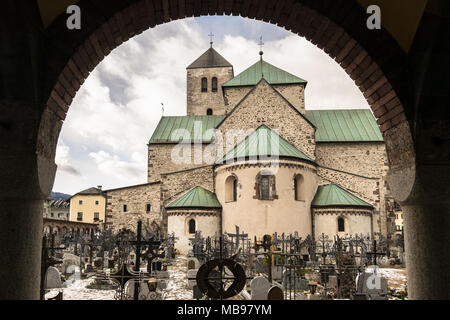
[[186, 41, 234, 116]]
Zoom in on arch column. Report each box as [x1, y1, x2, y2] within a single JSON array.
[[386, 122, 450, 300], [0, 101, 57, 299]]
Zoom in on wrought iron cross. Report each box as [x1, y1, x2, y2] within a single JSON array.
[[366, 240, 386, 266], [127, 221, 162, 300]]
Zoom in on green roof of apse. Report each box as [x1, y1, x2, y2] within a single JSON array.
[[305, 109, 383, 142], [222, 60, 307, 87], [217, 125, 314, 164], [312, 184, 373, 209], [166, 186, 222, 209]]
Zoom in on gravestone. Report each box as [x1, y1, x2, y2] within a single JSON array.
[[267, 286, 284, 300], [283, 269, 309, 291], [295, 293, 307, 300], [356, 268, 388, 300], [45, 266, 62, 289], [187, 257, 200, 270], [254, 257, 267, 273], [65, 264, 78, 275], [187, 269, 198, 290], [125, 280, 162, 300], [250, 276, 271, 300], [157, 279, 168, 290], [271, 266, 283, 281], [193, 285, 203, 300]]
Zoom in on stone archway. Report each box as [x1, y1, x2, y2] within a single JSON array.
[[3, 0, 449, 300]]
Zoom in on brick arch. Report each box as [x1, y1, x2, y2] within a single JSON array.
[[38, 0, 415, 192]]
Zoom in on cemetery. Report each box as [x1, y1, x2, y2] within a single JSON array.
[[41, 221, 407, 300]]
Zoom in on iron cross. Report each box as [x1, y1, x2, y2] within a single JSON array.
[[259, 36, 264, 48], [208, 32, 214, 47]]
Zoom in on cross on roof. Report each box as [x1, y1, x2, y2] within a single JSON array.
[[208, 32, 214, 47], [258, 36, 264, 56]]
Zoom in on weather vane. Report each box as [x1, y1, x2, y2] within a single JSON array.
[[208, 32, 214, 47]]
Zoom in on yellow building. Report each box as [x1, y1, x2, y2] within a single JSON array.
[[69, 186, 106, 228], [394, 205, 404, 235]]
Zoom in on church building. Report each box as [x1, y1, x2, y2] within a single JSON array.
[[104, 45, 389, 254]]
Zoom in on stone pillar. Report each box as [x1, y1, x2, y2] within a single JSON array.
[[0, 100, 59, 299], [0, 199, 44, 299], [403, 202, 450, 299], [385, 119, 450, 299]]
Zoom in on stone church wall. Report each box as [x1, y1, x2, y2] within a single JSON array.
[[272, 84, 306, 114], [315, 142, 388, 178], [161, 165, 215, 205], [316, 142, 389, 237], [218, 80, 316, 160], [223, 86, 252, 112], [167, 209, 221, 254], [216, 160, 317, 240], [313, 208, 373, 239], [105, 182, 162, 232], [187, 66, 233, 116], [148, 143, 216, 182]]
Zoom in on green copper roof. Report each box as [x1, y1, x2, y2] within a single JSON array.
[[312, 184, 373, 209], [222, 60, 307, 87], [166, 186, 222, 209], [149, 116, 225, 144], [217, 125, 314, 164], [306, 109, 383, 142]]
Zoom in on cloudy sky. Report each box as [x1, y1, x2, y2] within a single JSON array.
[[53, 16, 369, 195]]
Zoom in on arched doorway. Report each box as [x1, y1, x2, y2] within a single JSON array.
[[3, 0, 449, 300]]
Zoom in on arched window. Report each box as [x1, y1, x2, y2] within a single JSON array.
[[261, 176, 270, 200], [188, 219, 196, 234], [255, 170, 277, 200], [207, 108, 213, 115], [294, 174, 304, 201], [212, 77, 218, 92], [338, 217, 345, 232], [225, 175, 238, 202], [201, 77, 208, 92]]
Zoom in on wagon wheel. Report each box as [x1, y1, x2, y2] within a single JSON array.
[[196, 258, 246, 300]]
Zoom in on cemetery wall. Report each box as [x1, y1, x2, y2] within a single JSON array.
[[105, 182, 162, 232], [167, 209, 221, 254], [218, 80, 316, 160], [215, 159, 317, 239]]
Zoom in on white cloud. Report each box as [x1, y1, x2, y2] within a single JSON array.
[[89, 151, 144, 181], [55, 140, 80, 176], [52, 17, 369, 194]]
